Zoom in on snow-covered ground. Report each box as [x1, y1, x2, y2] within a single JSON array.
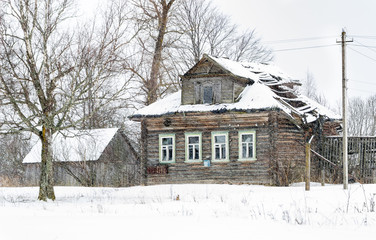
[[0, 183, 376, 240]]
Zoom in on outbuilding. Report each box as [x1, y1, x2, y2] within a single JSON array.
[[23, 128, 140, 187]]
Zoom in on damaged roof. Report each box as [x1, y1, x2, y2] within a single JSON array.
[[131, 55, 340, 124]]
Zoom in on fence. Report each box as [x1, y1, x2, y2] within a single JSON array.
[[320, 136, 376, 183]]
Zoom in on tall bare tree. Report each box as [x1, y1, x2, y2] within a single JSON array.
[[130, 0, 177, 105], [0, 0, 133, 200], [128, 0, 273, 105]]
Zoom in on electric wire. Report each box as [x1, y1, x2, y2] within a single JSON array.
[[348, 46, 376, 63], [264, 36, 337, 44], [351, 40, 376, 53], [348, 87, 376, 94], [349, 35, 376, 39], [350, 44, 376, 49], [273, 44, 337, 52], [350, 79, 376, 86]]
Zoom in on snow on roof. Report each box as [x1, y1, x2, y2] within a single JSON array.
[[208, 55, 299, 85], [134, 83, 290, 117], [209, 56, 260, 81], [132, 55, 340, 123], [23, 128, 118, 163]]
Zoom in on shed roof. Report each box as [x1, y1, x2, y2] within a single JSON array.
[[131, 55, 340, 123], [23, 128, 118, 163]]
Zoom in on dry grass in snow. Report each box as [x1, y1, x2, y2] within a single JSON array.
[[0, 183, 376, 240]]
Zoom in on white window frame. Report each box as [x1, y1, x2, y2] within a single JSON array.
[[238, 130, 256, 161], [211, 131, 229, 162], [159, 134, 175, 163], [185, 132, 202, 162]]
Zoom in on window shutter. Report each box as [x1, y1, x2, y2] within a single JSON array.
[[213, 83, 221, 104], [194, 82, 201, 104]]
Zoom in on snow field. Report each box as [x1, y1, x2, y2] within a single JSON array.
[[0, 183, 376, 240]]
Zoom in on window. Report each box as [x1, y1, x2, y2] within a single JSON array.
[[194, 82, 221, 105], [238, 130, 256, 161], [185, 133, 202, 162], [211, 132, 229, 162], [159, 134, 175, 163]]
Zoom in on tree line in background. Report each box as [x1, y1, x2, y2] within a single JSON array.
[[0, 0, 272, 200]]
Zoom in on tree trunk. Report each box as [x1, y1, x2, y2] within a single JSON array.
[[38, 126, 55, 201], [146, 0, 175, 105], [147, 13, 168, 105]]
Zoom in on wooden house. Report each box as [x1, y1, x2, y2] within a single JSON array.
[[23, 128, 140, 187], [131, 55, 341, 186]]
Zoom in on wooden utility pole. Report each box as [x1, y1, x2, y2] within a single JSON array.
[[337, 29, 353, 190], [305, 142, 311, 191], [305, 135, 314, 191]]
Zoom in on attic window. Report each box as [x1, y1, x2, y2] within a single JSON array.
[[203, 86, 213, 104], [194, 82, 221, 104]]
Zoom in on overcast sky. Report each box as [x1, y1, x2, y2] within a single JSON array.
[[212, 0, 376, 108], [79, 0, 376, 109]]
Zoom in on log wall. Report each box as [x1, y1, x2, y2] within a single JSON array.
[[142, 111, 306, 185]]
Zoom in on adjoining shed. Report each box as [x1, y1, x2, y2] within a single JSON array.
[[131, 54, 341, 186], [23, 128, 140, 187]]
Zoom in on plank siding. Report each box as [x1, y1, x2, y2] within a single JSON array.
[[24, 132, 140, 187], [142, 111, 306, 185], [182, 77, 246, 105]]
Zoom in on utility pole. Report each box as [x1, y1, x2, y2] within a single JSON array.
[[305, 135, 314, 191], [337, 29, 353, 190]]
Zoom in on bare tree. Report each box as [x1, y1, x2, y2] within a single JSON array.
[[348, 97, 366, 136], [174, 0, 273, 70], [76, 0, 138, 129], [0, 134, 30, 185], [128, 0, 272, 105], [0, 0, 133, 200], [130, 0, 177, 105], [301, 71, 328, 107], [347, 95, 376, 136]]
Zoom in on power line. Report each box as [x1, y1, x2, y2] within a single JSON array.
[[351, 40, 376, 53], [274, 44, 337, 52], [348, 87, 376, 94], [264, 36, 336, 44], [350, 79, 376, 86], [349, 35, 376, 39], [348, 46, 376, 63], [350, 44, 376, 49]]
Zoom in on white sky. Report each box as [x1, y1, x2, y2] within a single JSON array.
[[212, 0, 376, 108], [78, 0, 376, 108]]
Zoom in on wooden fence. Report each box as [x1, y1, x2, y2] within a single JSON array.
[[319, 136, 376, 183]]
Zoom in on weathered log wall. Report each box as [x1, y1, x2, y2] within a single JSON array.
[[142, 111, 306, 185], [181, 76, 246, 105]]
